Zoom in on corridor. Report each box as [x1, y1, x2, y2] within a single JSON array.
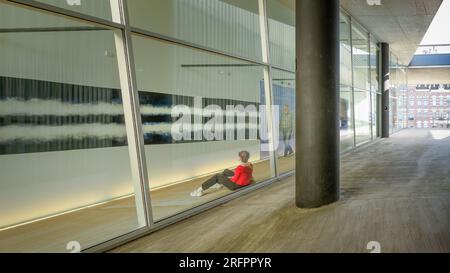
[[111, 129, 450, 253]]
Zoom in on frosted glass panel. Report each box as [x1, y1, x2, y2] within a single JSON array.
[[35, 0, 118, 22], [352, 23, 370, 90], [267, 0, 295, 71], [0, 2, 143, 252], [129, 0, 263, 62], [132, 35, 274, 221], [354, 89, 371, 144], [272, 69, 295, 174], [340, 13, 352, 86], [340, 85, 354, 151]]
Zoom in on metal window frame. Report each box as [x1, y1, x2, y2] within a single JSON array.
[[5, 0, 125, 29], [368, 35, 374, 141], [109, 0, 151, 228], [348, 16, 357, 149], [366, 64, 373, 140], [367, 37, 383, 139], [116, 0, 154, 230]]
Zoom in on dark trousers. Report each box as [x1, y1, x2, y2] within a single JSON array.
[[281, 129, 293, 156], [202, 169, 242, 191]]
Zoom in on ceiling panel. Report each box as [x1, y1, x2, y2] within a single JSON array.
[[341, 0, 443, 64]]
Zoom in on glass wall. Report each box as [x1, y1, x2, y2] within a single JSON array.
[[0, 0, 279, 252], [35, 0, 118, 22], [397, 66, 408, 129], [268, 0, 296, 174], [369, 39, 380, 139], [267, 0, 295, 71], [128, 0, 263, 62], [338, 13, 392, 150], [389, 53, 408, 133], [354, 88, 372, 144], [0, 2, 145, 252], [339, 13, 354, 151], [352, 22, 371, 145], [0, 1, 388, 252], [389, 53, 397, 133], [339, 13, 383, 151], [131, 34, 274, 221], [272, 69, 296, 174]]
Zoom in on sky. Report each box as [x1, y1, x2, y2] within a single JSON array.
[[420, 0, 450, 45]]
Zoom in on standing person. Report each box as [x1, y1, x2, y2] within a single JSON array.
[[280, 104, 294, 156], [190, 151, 253, 197]]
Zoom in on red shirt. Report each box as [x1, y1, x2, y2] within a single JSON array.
[[230, 163, 253, 186]]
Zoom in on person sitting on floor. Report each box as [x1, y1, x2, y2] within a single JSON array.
[[190, 151, 254, 197]]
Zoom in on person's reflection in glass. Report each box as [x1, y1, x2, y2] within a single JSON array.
[[280, 104, 294, 157]]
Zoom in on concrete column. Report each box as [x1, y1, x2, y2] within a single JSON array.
[[380, 43, 390, 138], [295, 0, 340, 208]]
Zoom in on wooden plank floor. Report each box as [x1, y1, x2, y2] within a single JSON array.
[[0, 154, 294, 252], [111, 129, 450, 253]]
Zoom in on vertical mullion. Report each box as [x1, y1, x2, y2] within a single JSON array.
[[368, 35, 373, 141], [377, 44, 382, 137], [405, 66, 408, 129], [259, 0, 278, 178], [349, 17, 356, 148], [113, 0, 154, 228]]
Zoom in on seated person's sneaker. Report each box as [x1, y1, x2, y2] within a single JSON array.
[[210, 183, 223, 190], [190, 187, 204, 197]]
